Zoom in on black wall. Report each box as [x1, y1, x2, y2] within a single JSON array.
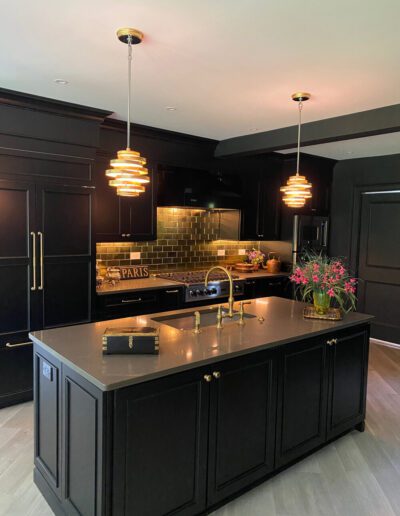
[[330, 153, 400, 267]]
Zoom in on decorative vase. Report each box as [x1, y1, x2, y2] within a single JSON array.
[[313, 290, 330, 315]]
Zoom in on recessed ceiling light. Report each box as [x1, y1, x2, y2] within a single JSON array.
[[165, 106, 177, 111], [54, 79, 69, 85]]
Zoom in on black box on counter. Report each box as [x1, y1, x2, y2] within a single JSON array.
[[102, 327, 159, 355]]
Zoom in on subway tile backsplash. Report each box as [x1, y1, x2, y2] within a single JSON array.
[[97, 207, 260, 273]]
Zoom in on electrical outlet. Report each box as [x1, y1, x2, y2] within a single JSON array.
[[217, 249, 225, 256], [130, 252, 141, 260], [238, 249, 246, 255]]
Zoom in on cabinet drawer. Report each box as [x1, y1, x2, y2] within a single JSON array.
[[98, 290, 160, 319], [0, 341, 33, 408]]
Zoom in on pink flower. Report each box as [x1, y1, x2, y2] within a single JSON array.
[[312, 275, 319, 283], [327, 288, 335, 297]]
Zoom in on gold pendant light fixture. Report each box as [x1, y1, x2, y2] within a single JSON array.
[[280, 92, 312, 208], [106, 28, 149, 197]]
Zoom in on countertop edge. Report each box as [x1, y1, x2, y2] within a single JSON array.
[[30, 313, 373, 392]]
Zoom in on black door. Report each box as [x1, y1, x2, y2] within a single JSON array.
[[357, 191, 400, 343], [275, 337, 328, 468], [36, 184, 92, 328], [207, 350, 277, 506], [113, 367, 209, 516], [0, 180, 35, 406], [327, 327, 369, 439]]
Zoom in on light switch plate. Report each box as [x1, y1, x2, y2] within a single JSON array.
[[217, 249, 225, 256], [238, 249, 246, 255], [42, 361, 53, 381], [130, 252, 141, 260]]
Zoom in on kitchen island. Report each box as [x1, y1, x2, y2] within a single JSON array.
[[30, 297, 373, 516]]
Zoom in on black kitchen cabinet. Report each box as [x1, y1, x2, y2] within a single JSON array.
[[0, 179, 92, 407], [113, 367, 210, 516], [95, 286, 184, 321], [34, 322, 370, 515], [275, 336, 329, 468], [243, 276, 291, 300], [93, 154, 156, 242], [276, 325, 370, 468], [240, 166, 281, 241], [281, 154, 334, 217], [207, 350, 277, 505], [327, 328, 369, 439]]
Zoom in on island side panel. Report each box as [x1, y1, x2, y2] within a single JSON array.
[[33, 342, 113, 516]]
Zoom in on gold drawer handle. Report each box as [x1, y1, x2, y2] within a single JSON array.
[[203, 374, 212, 383], [213, 371, 221, 379], [327, 338, 338, 346]]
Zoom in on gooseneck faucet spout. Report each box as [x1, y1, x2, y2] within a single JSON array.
[[205, 266, 234, 317]]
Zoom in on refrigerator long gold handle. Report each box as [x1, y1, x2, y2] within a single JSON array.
[[38, 231, 44, 291], [30, 232, 36, 291]]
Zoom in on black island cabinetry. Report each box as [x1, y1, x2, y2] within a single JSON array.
[[31, 298, 371, 516]]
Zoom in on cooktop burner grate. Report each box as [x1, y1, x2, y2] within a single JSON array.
[[156, 270, 240, 285]]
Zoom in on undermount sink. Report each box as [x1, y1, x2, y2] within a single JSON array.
[[151, 306, 256, 331]]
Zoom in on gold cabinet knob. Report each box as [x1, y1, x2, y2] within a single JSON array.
[[327, 338, 338, 346], [203, 374, 212, 383], [213, 371, 221, 379]]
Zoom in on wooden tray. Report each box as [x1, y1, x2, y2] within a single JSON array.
[[303, 306, 343, 321]]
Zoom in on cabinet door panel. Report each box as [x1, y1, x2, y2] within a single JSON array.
[[276, 338, 328, 467], [43, 259, 90, 327], [0, 344, 33, 408], [37, 185, 92, 329], [114, 369, 209, 516], [0, 180, 35, 348], [207, 351, 277, 505], [42, 188, 90, 256], [327, 328, 369, 439]]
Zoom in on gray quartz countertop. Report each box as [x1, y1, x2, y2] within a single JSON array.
[[96, 271, 290, 295], [30, 297, 373, 392]]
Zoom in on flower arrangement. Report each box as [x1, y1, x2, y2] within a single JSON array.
[[246, 248, 265, 266], [290, 253, 357, 314]]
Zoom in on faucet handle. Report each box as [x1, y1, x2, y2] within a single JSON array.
[[193, 311, 201, 334], [238, 301, 251, 325]]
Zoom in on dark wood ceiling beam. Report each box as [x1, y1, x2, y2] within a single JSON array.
[[215, 104, 400, 158]]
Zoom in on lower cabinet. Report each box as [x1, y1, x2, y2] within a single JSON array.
[[207, 350, 276, 505], [275, 336, 328, 467], [276, 326, 370, 468], [327, 328, 369, 439], [113, 368, 210, 516], [95, 286, 184, 321], [33, 324, 370, 515]]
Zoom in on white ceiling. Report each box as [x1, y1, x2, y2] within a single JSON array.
[[1, 0, 399, 141], [277, 132, 400, 160]]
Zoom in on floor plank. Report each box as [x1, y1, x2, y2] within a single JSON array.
[[0, 341, 399, 516]]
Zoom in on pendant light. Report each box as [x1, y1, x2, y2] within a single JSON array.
[[106, 28, 150, 197], [280, 92, 312, 208]]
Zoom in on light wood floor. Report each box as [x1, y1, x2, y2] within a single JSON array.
[[1, 342, 400, 516]]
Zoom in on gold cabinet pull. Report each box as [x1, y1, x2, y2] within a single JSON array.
[[203, 374, 212, 383], [212, 371, 221, 379], [38, 232, 44, 291], [30, 232, 36, 291], [327, 338, 338, 346], [6, 341, 32, 348]]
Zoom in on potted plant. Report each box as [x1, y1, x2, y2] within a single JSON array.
[[290, 253, 357, 315], [246, 248, 265, 270]]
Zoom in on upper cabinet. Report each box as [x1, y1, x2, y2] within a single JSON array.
[[240, 160, 282, 241], [281, 154, 335, 216], [93, 153, 156, 242]]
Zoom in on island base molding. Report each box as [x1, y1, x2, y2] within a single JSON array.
[[33, 323, 370, 516]]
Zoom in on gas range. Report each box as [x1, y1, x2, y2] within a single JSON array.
[[156, 270, 245, 303]]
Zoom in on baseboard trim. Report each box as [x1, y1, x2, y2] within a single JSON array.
[[370, 338, 400, 350]]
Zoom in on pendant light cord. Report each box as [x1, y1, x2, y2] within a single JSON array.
[[296, 100, 303, 176], [127, 35, 133, 150]]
